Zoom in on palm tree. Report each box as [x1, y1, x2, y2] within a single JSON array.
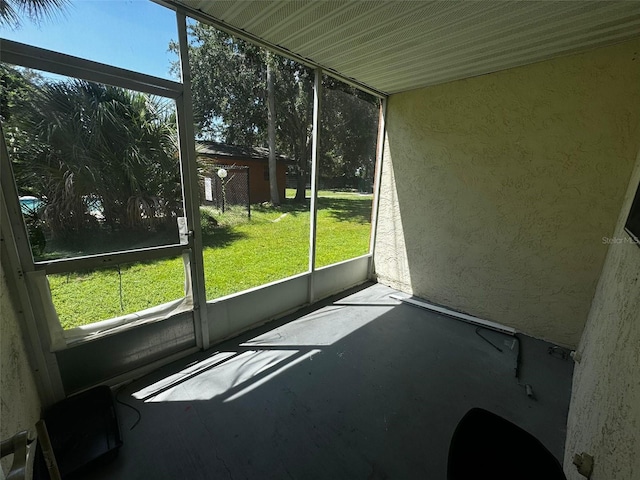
[[5, 66, 182, 241], [0, 0, 68, 28]]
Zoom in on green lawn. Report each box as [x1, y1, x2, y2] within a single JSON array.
[[50, 191, 373, 329]]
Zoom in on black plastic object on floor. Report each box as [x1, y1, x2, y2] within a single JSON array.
[[34, 385, 122, 479], [447, 408, 567, 480]]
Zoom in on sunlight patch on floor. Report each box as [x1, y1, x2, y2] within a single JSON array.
[[133, 349, 321, 403]]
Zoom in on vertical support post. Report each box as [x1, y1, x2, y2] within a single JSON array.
[[367, 97, 388, 279], [176, 11, 209, 350], [1, 127, 65, 405], [266, 53, 280, 206], [221, 179, 226, 213], [308, 68, 322, 304], [247, 167, 251, 220]]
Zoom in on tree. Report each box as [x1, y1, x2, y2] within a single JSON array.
[[3, 65, 182, 240], [0, 64, 40, 123], [172, 23, 381, 202], [266, 53, 279, 205], [320, 77, 380, 190], [0, 0, 68, 28], [170, 23, 314, 203]]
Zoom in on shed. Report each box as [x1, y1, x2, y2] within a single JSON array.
[[197, 141, 291, 204]]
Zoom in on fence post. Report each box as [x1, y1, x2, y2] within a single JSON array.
[[247, 167, 251, 219]]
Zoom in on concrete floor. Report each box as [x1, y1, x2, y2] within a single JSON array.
[[84, 282, 574, 480]]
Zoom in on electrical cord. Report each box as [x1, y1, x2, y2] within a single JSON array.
[[474, 328, 535, 400], [514, 333, 522, 379], [513, 333, 535, 399], [475, 327, 503, 352], [115, 385, 142, 431]]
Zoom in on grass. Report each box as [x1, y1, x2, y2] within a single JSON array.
[[48, 258, 186, 327], [50, 190, 373, 329], [316, 191, 373, 268]]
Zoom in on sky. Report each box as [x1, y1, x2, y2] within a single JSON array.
[[0, 0, 180, 80]]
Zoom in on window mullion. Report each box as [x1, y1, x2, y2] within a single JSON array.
[[0, 39, 182, 99], [308, 68, 322, 303], [368, 97, 388, 276], [175, 11, 210, 350], [33, 244, 189, 275]]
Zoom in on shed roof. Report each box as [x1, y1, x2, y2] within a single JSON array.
[[196, 141, 292, 164]]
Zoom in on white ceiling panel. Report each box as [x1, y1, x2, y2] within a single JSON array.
[[166, 0, 640, 95]]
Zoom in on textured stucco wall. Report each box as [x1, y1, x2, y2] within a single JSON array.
[[563, 148, 640, 480], [374, 39, 640, 347], [0, 260, 41, 475]]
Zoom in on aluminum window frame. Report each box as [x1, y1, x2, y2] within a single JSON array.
[[0, 34, 208, 344], [1, 7, 388, 314], [0, 38, 182, 99], [161, 0, 389, 286], [0, 1, 388, 398], [0, 39, 189, 268]]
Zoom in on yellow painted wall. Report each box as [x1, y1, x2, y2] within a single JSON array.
[[563, 146, 640, 479], [374, 38, 640, 346]]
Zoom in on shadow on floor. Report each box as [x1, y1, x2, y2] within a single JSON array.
[[84, 283, 573, 480]]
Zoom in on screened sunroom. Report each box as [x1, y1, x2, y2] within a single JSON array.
[[2, 1, 640, 479]]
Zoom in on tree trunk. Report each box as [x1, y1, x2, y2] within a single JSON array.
[[266, 57, 280, 206], [294, 131, 311, 203], [295, 164, 306, 202]]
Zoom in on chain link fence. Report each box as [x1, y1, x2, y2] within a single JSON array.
[[199, 164, 251, 218]]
